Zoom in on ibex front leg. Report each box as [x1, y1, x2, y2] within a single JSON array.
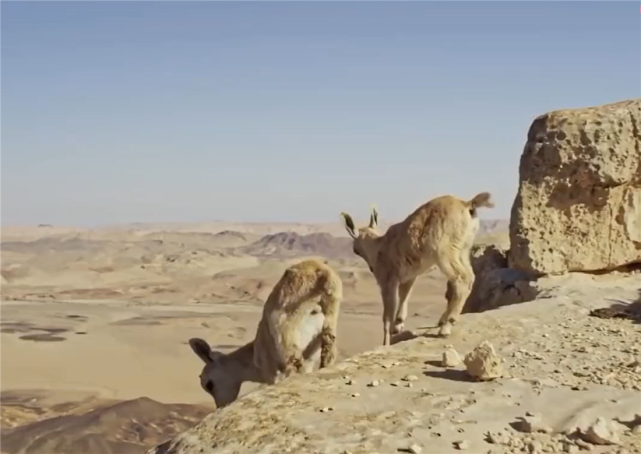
[[380, 281, 399, 346], [392, 277, 416, 335]]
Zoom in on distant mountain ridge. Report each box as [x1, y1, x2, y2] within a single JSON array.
[[238, 219, 508, 259], [1, 397, 211, 454], [240, 232, 353, 259]]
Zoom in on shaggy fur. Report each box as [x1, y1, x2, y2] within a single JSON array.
[[340, 192, 494, 345], [189, 259, 342, 408]]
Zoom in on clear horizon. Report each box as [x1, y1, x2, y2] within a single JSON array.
[[2, 1, 639, 227]]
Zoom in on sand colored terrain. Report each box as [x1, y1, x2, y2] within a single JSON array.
[[148, 274, 641, 454], [0, 220, 507, 454]]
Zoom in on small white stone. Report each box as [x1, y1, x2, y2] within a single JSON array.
[[368, 380, 380, 387], [402, 374, 419, 382], [408, 443, 422, 454], [443, 346, 462, 367], [351, 393, 360, 398], [319, 407, 333, 413]]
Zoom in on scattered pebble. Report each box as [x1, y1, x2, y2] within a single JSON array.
[[319, 407, 333, 413], [464, 341, 503, 381], [443, 345, 462, 367], [368, 380, 380, 387], [453, 440, 469, 450], [351, 393, 360, 398], [402, 374, 419, 382], [408, 443, 422, 454], [512, 415, 553, 434]]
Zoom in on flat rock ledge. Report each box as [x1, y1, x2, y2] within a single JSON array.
[[147, 276, 641, 454]]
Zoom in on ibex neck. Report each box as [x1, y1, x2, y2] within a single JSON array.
[[226, 341, 263, 384], [362, 235, 383, 270]]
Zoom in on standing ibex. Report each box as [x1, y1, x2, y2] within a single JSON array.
[[189, 259, 342, 407], [340, 192, 494, 345]]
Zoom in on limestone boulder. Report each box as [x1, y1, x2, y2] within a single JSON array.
[[509, 98, 641, 275], [463, 244, 537, 313]]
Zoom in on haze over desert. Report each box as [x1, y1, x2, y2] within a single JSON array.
[[0, 220, 505, 453], [3, 2, 641, 454]]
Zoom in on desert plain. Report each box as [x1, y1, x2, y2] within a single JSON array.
[[0, 219, 507, 454]]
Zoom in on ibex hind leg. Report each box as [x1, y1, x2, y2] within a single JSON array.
[[436, 251, 474, 337], [319, 294, 340, 368], [282, 354, 305, 377]]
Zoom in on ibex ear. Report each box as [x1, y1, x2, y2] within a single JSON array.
[[340, 212, 358, 239], [189, 338, 222, 364], [369, 205, 379, 229]]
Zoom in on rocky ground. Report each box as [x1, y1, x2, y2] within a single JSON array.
[[147, 273, 641, 454]]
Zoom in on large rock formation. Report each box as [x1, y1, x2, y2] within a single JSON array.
[[509, 98, 641, 275]]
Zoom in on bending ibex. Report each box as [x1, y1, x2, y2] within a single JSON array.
[[189, 259, 342, 407], [340, 192, 494, 345]]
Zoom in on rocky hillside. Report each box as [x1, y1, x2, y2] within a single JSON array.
[[147, 276, 641, 454], [144, 98, 641, 454], [239, 232, 353, 259], [1, 397, 212, 454]]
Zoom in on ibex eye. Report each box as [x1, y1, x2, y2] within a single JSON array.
[[205, 381, 214, 392]]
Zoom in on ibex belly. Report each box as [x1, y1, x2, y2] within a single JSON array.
[[295, 307, 324, 364]]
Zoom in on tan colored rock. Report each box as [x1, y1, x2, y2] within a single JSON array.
[[453, 440, 470, 450], [512, 415, 553, 434], [580, 417, 625, 445], [509, 98, 641, 275], [463, 244, 538, 313], [442, 345, 462, 367], [464, 340, 503, 381]]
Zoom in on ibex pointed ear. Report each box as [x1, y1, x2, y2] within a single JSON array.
[[340, 212, 358, 239], [189, 338, 224, 364], [369, 205, 379, 229], [189, 338, 213, 364]]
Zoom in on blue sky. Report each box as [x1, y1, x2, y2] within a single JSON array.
[[2, 1, 639, 226]]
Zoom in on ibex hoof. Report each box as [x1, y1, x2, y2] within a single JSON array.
[[391, 322, 405, 335], [438, 324, 452, 337]]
